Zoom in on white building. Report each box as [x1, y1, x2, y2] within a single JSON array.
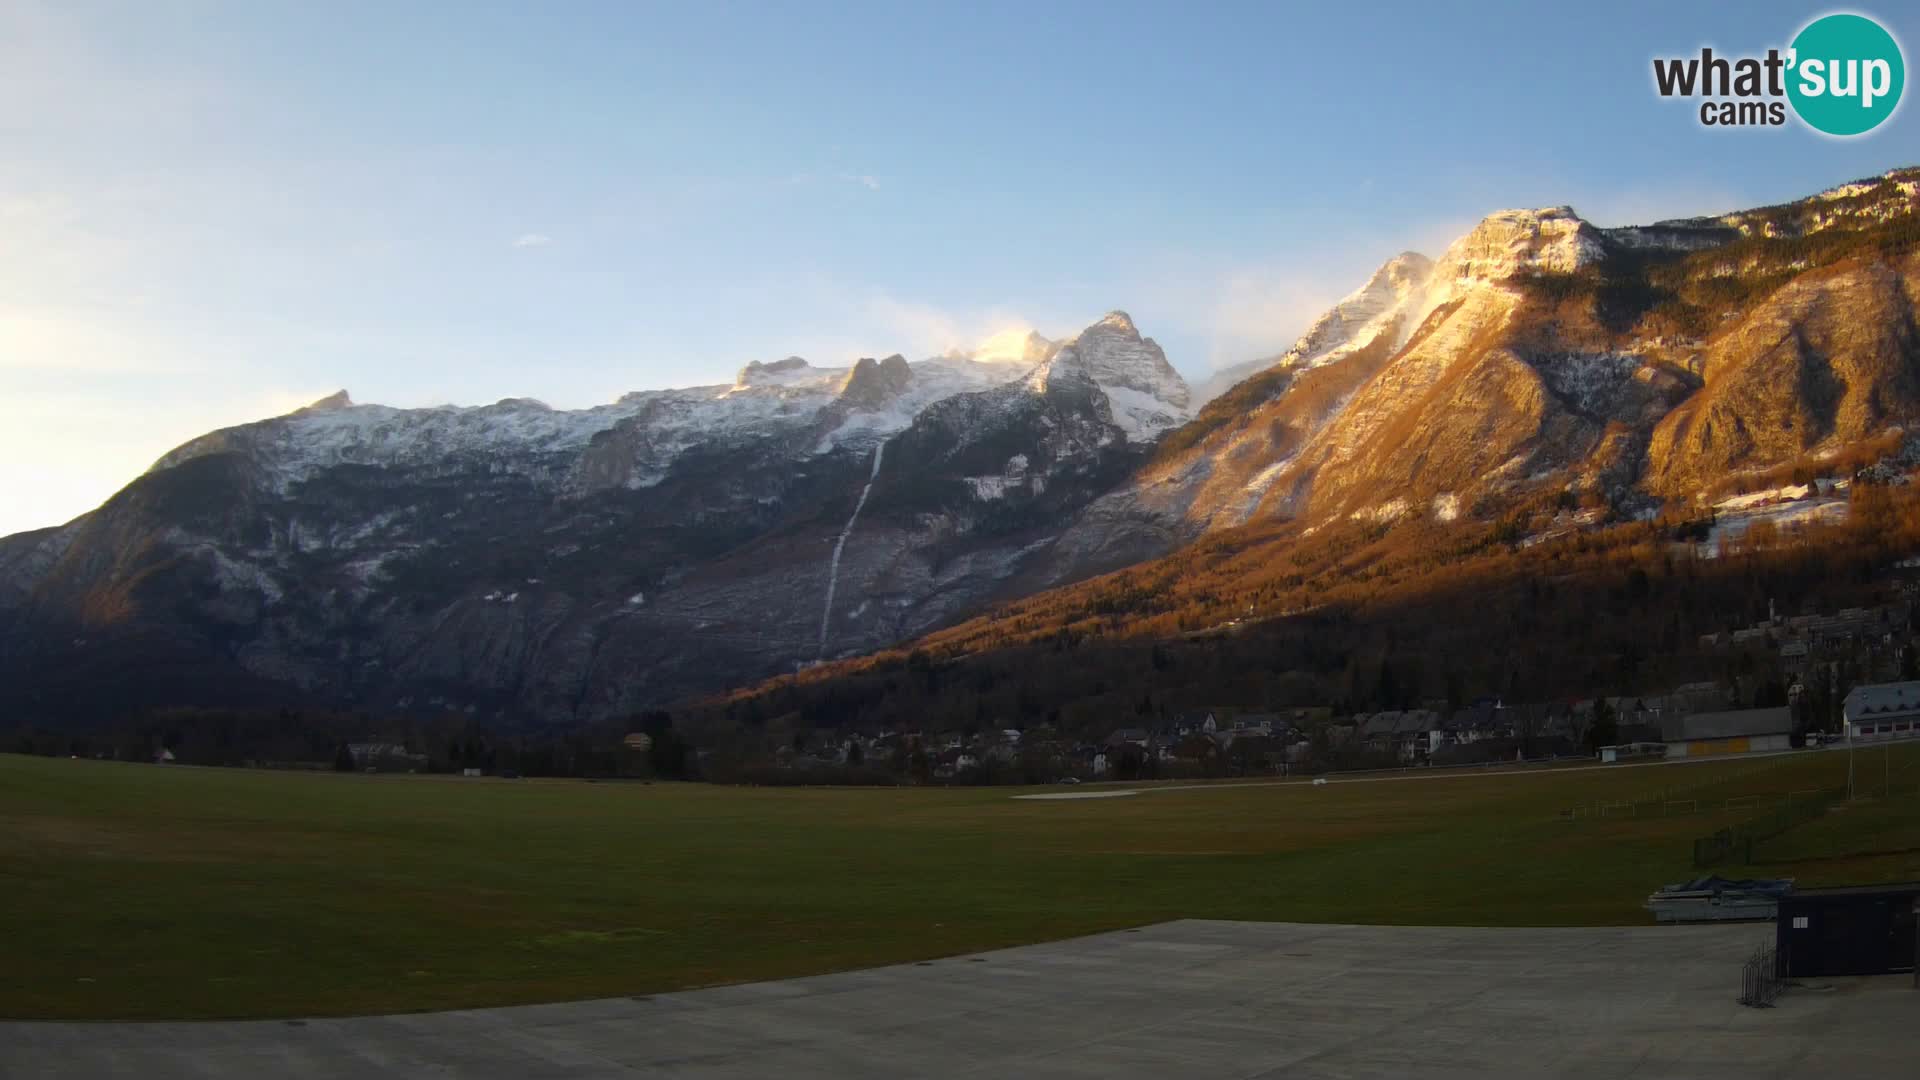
[[1842, 681, 1920, 743]]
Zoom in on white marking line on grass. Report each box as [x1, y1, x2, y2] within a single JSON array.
[[1012, 790, 1143, 801]]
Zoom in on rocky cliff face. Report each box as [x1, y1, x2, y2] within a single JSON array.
[[0, 313, 1190, 725], [1643, 249, 1920, 495], [1060, 168, 1920, 554]]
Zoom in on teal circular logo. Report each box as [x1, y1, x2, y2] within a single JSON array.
[[1788, 13, 1905, 136]]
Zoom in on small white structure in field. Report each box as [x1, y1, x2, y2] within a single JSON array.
[[1312, 777, 1328, 786]]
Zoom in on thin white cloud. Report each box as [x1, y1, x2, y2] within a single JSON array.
[[510, 232, 552, 249], [1209, 268, 1344, 351], [838, 173, 881, 191], [754, 273, 1066, 367], [1112, 255, 1354, 378], [856, 292, 1031, 355], [1403, 217, 1481, 262]]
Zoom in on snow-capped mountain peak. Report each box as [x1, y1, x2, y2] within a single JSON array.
[[1189, 207, 1604, 408], [298, 390, 355, 414], [1280, 251, 1435, 370], [733, 356, 821, 389], [953, 328, 1060, 367], [1433, 206, 1604, 285], [1191, 250, 1436, 405], [1027, 311, 1192, 440], [49, 306, 1204, 723], [143, 312, 1199, 500], [835, 354, 914, 409], [1387, 205, 1605, 353]]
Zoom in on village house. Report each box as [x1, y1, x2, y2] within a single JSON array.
[[1169, 732, 1222, 765], [1397, 710, 1441, 761], [1779, 639, 1810, 674], [1843, 681, 1920, 743], [1354, 712, 1392, 752], [930, 748, 980, 780], [1212, 716, 1271, 751], [1172, 711, 1218, 737], [1229, 713, 1281, 737], [1670, 681, 1730, 714], [1356, 710, 1441, 762]]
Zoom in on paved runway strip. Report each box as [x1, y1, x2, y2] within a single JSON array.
[[6, 920, 1913, 1078]]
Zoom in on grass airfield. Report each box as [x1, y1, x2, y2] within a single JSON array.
[[2, 747, 1915, 1020]]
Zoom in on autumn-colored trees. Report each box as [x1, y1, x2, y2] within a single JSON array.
[[685, 474, 1920, 751]]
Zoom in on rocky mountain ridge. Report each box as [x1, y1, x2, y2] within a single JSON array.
[[1055, 168, 1920, 566], [5, 168, 1919, 727], [0, 312, 1191, 724]]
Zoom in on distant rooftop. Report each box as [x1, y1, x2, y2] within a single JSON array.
[[1661, 707, 1792, 742], [1843, 681, 1920, 720]]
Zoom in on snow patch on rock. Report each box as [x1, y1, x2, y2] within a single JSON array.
[[964, 454, 1032, 502], [1352, 498, 1409, 524], [1027, 312, 1192, 440], [947, 328, 1060, 367], [1281, 252, 1434, 370]]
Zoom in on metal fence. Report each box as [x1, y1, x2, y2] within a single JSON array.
[[1738, 943, 1786, 1007], [1690, 787, 1844, 868], [1561, 790, 1826, 823]]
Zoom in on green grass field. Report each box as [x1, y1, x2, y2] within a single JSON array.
[[3, 748, 1917, 1020]]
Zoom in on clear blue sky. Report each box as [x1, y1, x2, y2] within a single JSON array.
[[3, 1, 1916, 535]]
